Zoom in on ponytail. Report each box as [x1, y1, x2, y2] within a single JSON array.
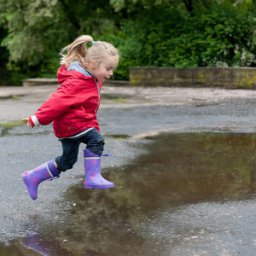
[[60, 35, 119, 68], [60, 35, 94, 66]]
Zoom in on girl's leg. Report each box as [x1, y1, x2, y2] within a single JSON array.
[[80, 128, 105, 155], [22, 138, 80, 200], [55, 139, 80, 172], [22, 160, 59, 200], [80, 128, 115, 189]]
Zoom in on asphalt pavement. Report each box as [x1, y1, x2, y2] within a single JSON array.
[[1, 84, 256, 123], [1, 84, 256, 255]]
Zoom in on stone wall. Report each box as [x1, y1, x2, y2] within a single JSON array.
[[23, 78, 59, 87], [23, 67, 256, 89], [129, 67, 256, 89]]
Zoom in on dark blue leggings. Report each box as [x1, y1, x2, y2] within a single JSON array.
[[55, 128, 104, 172]]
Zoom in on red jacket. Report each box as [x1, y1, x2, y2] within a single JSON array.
[[34, 65, 102, 138]]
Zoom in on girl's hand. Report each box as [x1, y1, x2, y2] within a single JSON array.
[[22, 117, 35, 128]]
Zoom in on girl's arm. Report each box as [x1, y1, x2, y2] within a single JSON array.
[[22, 116, 40, 128], [26, 79, 97, 126]]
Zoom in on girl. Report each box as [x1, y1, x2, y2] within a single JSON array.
[[22, 35, 119, 200]]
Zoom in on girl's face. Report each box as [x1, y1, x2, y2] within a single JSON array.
[[90, 56, 118, 83]]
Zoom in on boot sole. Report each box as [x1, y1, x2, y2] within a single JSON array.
[[84, 184, 115, 189]]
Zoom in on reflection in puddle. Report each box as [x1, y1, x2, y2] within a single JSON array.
[[2, 133, 256, 255], [23, 235, 73, 255]]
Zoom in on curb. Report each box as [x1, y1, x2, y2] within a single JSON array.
[[22, 78, 130, 87]]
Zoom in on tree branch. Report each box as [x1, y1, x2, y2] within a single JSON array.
[[183, 0, 194, 16], [58, 0, 81, 31]]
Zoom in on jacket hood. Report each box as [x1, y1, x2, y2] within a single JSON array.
[[57, 65, 95, 84]]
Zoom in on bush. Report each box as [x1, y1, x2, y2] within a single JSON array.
[[110, 1, 256, 79], [1, 0, 256, 82]]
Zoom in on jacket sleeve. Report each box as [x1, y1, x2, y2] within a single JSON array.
[[34, 92, 72, 125], [34, 81, 96, 125]]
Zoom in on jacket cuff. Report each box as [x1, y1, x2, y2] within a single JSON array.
[[30, 115, 40, 126]]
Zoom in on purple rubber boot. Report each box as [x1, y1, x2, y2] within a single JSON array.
[[84, 149, 115, 189], [22, 160, 59, 200]]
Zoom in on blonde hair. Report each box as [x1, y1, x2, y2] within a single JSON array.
[[60, 35, 119, 67]]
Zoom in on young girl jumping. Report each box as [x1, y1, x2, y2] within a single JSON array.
[[22, 35, 120, 200]]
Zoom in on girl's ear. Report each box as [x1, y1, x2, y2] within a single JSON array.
[[88, 60, 97, 70]]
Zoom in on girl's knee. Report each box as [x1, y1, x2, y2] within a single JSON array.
[[64, 159, 77, 170], [86, 133, 105, 154], [55, 156, 78, 172]]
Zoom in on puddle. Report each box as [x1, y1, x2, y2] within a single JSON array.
[[2, 133, 256, 255]]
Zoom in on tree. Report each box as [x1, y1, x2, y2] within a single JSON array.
[[1, 0, 256, 83], [0, 0, 118, 78], [110, 0, 256, 71]]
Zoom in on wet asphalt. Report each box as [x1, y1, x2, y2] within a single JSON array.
[[1, 85, 256, 255]]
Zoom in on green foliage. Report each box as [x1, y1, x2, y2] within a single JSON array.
[[101, 22, 143, 79], [112, 0, 256, 72], [166, 1, 256, 67], [1, 0, 256, 83], [0, 0, 119, 82]]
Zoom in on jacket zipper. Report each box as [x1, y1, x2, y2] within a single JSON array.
[[95, 80, 100, 112]]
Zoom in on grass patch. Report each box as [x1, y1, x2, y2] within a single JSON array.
[[0, 120, 25, 128]]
